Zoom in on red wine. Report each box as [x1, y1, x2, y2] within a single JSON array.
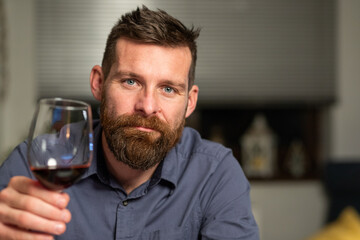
[[31, 165, 89, 190]]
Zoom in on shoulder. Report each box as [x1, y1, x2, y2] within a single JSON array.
[[179, 126, 249, 183], [175, 128, 254, 216], [178, 127, 232, 162], [174, 127, 245, 180]]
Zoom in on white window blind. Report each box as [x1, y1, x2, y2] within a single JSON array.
[[36, 0, 335, 106]]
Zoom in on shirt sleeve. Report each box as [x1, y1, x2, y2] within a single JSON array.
[[0, 142, 34, 190], [199, 150, 260, 240]]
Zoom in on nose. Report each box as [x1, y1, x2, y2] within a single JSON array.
[[134, 88, 160, 117]]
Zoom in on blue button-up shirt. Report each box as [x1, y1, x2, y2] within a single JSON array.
[[0, 120, 259, 240]]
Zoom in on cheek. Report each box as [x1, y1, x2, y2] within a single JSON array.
[[163, 103, 187, 129], [106, 89, 135, 115]]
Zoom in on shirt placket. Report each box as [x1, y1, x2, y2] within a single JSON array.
[[115, 198, 136, 239]]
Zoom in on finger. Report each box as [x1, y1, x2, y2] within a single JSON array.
[[0, 187, 71, 223], [0, 202, 66, 236], [0, 221, 54, 240], [7, 176, 70, 209]]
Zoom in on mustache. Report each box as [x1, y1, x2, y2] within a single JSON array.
[[107, 114, 168, 134]]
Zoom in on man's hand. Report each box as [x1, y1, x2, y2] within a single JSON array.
[[0, 176, 71, 240]]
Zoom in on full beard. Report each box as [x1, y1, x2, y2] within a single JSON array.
[[100, 100, 185, 171]]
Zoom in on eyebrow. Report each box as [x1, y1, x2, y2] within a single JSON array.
[[112, 71, 140, 79], [162, 80, 187, 92]]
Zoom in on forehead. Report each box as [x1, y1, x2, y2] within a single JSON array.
[[116, 38, 191, 60], [118, 39, 190, 66]]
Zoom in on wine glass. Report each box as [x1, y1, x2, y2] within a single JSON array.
[[27, 98, 93, 191]]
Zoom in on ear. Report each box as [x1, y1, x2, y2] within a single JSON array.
[[90, 65, 104, 101], [185, 85, 199, 118]]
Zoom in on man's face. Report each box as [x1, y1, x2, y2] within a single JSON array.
[[98, 38, 198, 170]]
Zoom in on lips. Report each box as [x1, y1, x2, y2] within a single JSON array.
[[135, 126, 155, 132], [121, 116, 165, 134]]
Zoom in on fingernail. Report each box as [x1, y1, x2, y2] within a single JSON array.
[[62, 210, 71, 222], [55, 223, 65, 234], [57, 197, 66, 207]]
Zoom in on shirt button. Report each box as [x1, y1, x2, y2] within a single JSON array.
[[122, 200, 128, 206]]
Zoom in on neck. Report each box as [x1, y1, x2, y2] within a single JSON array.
[[101, 132, 158, 194]]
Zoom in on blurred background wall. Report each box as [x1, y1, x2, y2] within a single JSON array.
[[0, 0, 36, 158], [0, 0, 359, 239]]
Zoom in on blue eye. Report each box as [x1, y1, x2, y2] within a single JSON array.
[[164, 87, 174, 93], [126, 79, 135, 85]]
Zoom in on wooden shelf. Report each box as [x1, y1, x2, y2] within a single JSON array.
[[186, 106, 323, 181]]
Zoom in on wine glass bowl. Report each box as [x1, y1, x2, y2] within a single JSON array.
[[27, 98, 93, 190]]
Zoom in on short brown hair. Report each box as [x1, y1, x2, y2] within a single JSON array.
[[101, 6, 200, 88]]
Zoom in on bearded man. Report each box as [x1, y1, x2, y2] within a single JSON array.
[[0, 6, 259, 240]]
